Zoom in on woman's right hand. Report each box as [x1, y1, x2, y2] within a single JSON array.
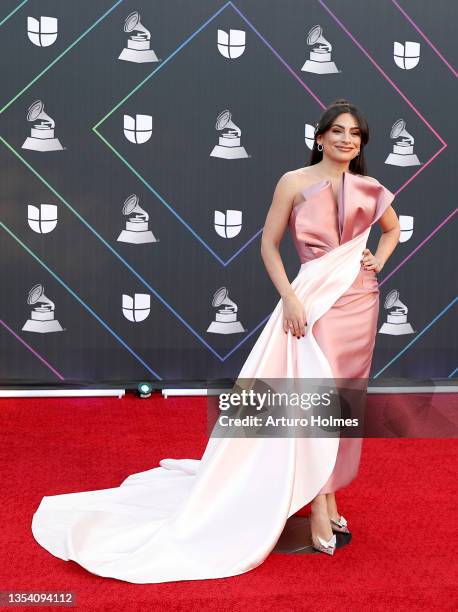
[[282, 293, 307, 337]]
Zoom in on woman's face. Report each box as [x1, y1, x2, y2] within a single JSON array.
[[317, 113, 362, 161]]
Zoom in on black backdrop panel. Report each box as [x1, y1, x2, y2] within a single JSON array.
[[0, 1, 456, 384]]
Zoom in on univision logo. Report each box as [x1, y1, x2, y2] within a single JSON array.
[[393, 41, 420, 70], [27, 16, 58, 47], [27, 204, 57, 234], [122, 293, 151, 322], [124, 114, 153, 144]]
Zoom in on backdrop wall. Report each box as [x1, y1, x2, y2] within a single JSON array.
[[0, 0, 456, 386]]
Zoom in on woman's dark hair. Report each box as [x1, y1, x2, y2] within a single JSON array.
[[309, 98, 369, 176]]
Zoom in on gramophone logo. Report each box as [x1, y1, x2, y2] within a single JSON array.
[[378, 289, 415, 335], [399, 215, 414, 243], [124, 114, 153, 144], [210, 110, 249, 159], [214, 210, 242, 238], [304, 122, 318, 150], [122, 293, 150, 322], [393, 41, 420, 70], [22, 100, 64, 152], [22, 284, 64, 333], [301, 25, 340, 74], [27, 204, 58, 234], [117, 194, 159, 244], [27, 16, 58, 47], [118, 11, 159, 63], [217, 29, 246, 59], [207, 287, 245, 334], [385, 119, 421, 167]]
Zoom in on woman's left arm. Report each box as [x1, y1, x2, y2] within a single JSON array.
[[361, 206, 400, 272]]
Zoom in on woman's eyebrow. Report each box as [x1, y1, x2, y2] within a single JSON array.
[[332, 123, 360, 130]]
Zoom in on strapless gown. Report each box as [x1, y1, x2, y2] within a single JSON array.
[[31, 170, 394, 583]]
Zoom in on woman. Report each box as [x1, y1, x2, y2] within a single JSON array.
[[31, 99, 400, 582], [259, 98, 400, 553]]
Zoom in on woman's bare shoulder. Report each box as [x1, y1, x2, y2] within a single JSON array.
[[278, 168, 380, 190], [283, 166, 323, 188]]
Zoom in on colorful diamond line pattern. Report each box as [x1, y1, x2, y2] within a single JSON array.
[[0, 1, 454, 377]]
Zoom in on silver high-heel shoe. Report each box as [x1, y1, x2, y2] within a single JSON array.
[[311, 532, 337, 555], [330, 514, 350, 534]]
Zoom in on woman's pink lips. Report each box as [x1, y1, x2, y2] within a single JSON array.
[[336, 146, 353, 151]]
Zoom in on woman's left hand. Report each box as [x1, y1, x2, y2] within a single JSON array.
[[361, 248, 383, 272]]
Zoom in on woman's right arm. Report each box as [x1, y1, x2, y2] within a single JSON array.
[[260, 173, 307, 338]]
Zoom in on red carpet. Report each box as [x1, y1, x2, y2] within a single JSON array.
[[1, 395, 456, 611]]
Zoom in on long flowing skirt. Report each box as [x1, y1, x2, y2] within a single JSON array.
[[32, 228, 371, 584]]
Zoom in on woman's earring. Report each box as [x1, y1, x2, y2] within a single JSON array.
[[317, 143, 323, 152]]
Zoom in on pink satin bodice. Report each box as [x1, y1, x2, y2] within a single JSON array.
[[289, 170, 395, 263]]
